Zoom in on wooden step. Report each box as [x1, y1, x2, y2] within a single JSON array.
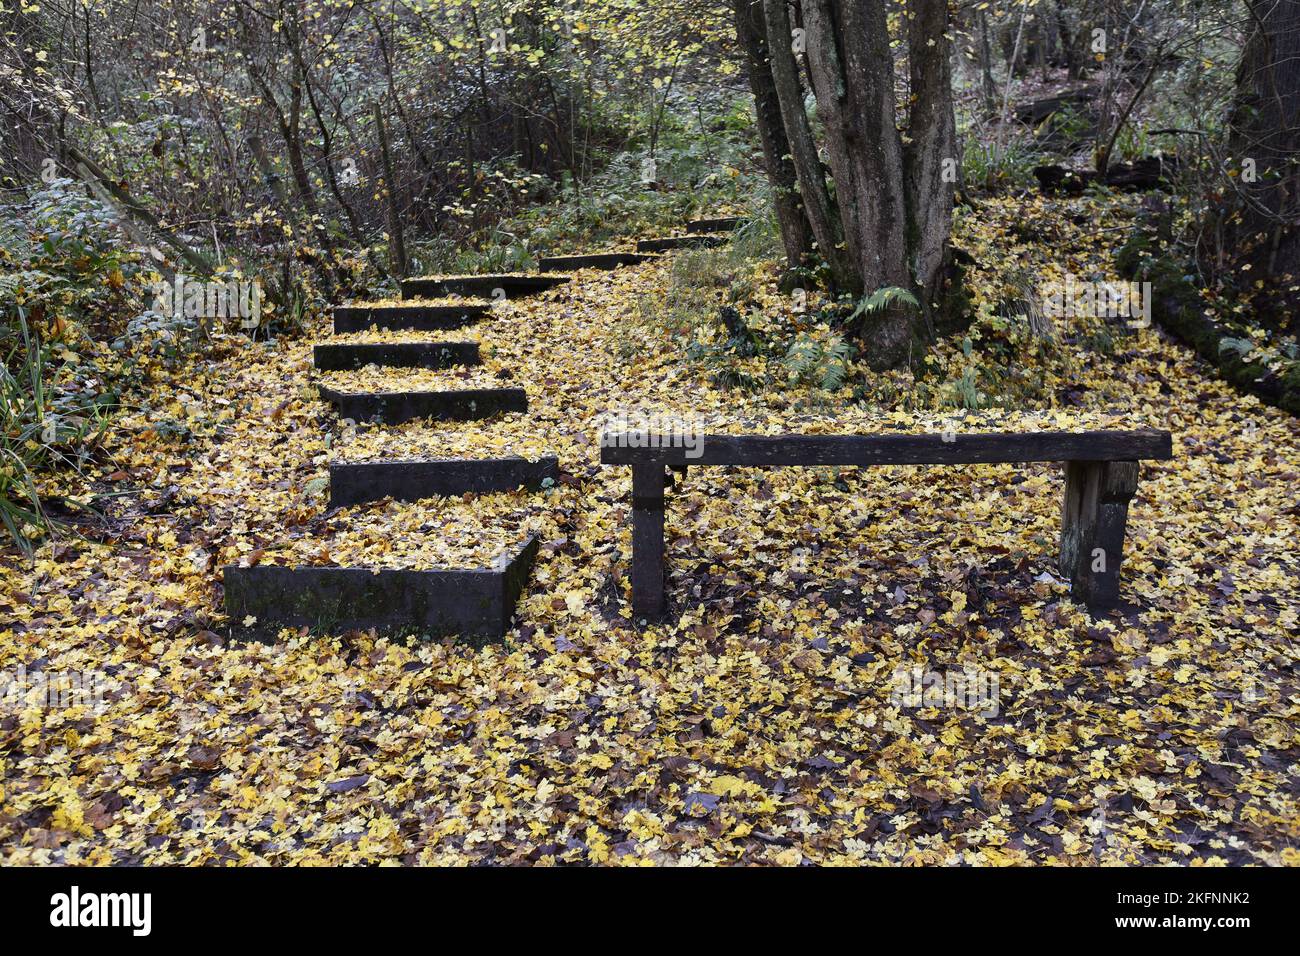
[[687, 217, 741, 234], [636, 234, 728, 253], [333, 304, 489, 334], [223, 537, 538, 642], [400, 274, 570, 299], [538, 252, 657, 272], [329, 456, 560, 507], [313, 342, 479, 371], [318, 384, 527, 425]]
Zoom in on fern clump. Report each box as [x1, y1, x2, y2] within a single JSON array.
[[782, 332, 856, 391]]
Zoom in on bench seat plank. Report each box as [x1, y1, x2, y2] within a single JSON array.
[[601, 429, 1172, 466]]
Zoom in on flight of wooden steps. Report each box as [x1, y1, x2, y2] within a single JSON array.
[[224, 214, 741, 642]]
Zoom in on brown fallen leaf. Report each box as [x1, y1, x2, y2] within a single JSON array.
[[326, 775, 370, 794], [187, 745, 222, 770]]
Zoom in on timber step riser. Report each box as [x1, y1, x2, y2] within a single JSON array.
[[636, 235, 728, 253], [319, 385, 528, 425], [314, 342, 480, 371], [686, 217, 741, 234], [329, 457, 560, 507], [401, 275, 570, 299], [538, 253, 657, 271], [333, 306, 489, 334], [222, 537, 539, 642]]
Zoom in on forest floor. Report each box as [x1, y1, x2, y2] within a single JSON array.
[[1, 192, 1297, 865]]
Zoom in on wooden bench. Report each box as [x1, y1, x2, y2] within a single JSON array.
[[599, 429, 1173, 618]]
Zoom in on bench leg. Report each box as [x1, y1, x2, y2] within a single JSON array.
[[631, 464, 665, 618], [1060, 460, 1140, 608]]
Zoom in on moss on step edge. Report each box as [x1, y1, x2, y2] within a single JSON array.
[[220, 536, 540, 643], [1116, 231, 1300, 416]]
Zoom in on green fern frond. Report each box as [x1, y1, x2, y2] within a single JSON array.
[[1218, 336, 1255, 359], [850, 285, 920, 322]]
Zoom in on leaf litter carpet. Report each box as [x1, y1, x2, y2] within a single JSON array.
[[2, 196, 1297, 864]]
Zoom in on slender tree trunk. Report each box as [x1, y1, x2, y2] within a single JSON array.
[[761, 0, 853, 287], [1225, 0, 1300, 296], [247, 131, 292, 210], [998, 4, 1030, 153], [1058, 5, 1083, 80], [1, 5, 58, 177], [292, 38, 367, 248], [240, 10, 341, 291], [373, 100, 408, 278], [1095, 57, 1161, 176], [905, 0, 959, 327], [732, 0, 812, 274], [800, 0, 912, 360], [978, 11, 998, 114], [371, 11, 438, 177]]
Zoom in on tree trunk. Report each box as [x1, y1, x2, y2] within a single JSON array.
[[905, 0, 959, 323], [732, 0, 813, 275], [800, 0, 913, 363], [1058, 5, 1083, 80], [1, 5, 58, 178], [978, 11, 998, 114], [760, 0, 854, 288], [1226, 0, 1300, 290], [739, 0, 964, 369], [373, 101, 409, 279]]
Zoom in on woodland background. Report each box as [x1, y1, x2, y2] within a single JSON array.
[[0, 1, 1298, 866], [3, 1, 1297, 550]]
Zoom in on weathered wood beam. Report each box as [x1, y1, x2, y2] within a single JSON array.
[[538, 252, 657, 271], [328, 457, 559, 507], [631, 464, 666, 619], [333, 304, 489, 334], [318, 385, 527, 424], [1060, 460, 1141, 608], [223, 537, 539, 642], [636, 235, 728, 253], [400, 275, 569, 299], [313, 342, 479, 370], [686, 217, 742, 234], [601, 430, 1173, 466]]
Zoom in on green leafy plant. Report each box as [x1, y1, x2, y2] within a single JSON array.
[[962, 132, 1042, 193], [0, 310, 112, 554], [782, 332, 856, 391], [1218, 336, 1256, 360], [849, 286, 920, 322]]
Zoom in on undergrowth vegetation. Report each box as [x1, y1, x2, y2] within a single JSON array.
[[2, 0, 1298, 873], [2, 0, 1294, 555]]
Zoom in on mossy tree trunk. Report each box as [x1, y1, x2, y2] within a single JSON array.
[[732, 0, 814, 277], [747, 0, 963, 370], [1225, 0, 1300, 307], [760, 0, 855, 289]]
